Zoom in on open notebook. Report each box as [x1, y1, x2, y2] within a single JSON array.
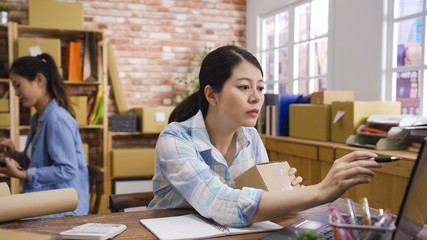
[[140, 213, 282, 240]]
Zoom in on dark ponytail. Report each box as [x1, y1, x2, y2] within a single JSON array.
[[169, 45, 263, 123], [10, 53, 76, 118]]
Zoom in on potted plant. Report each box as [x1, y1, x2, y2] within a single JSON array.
[[0, 3, 10, 24], [174, 47, 210, 104], [174, 42, 243, 104], [293, 230, 323, 240]]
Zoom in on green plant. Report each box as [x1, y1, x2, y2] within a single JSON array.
[[174, 41, 244, 104], [291, 230, 323, 240], [0, 3, 10, 12], [174, 47, 210, 104]]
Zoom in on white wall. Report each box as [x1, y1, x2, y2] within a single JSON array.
[[247, 0, 386, 101]]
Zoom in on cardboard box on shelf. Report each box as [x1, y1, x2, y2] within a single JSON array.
[[0, 99, 8, 112], [0, 113, 10, 126], [134, 106, 174, 134], [17, 37, 61, 73], [29, 0, 84, 30], [111, 148, 156, 178], [71, 96, 87, 126], [30, 96, 87, 125], [310, 90, 354, 105], [234, 162, 296, 191], [289, 104, 331, 141], [331, 101, 401, 143]]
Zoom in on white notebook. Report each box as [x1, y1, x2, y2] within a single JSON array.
[[140, 213, 282, 240]]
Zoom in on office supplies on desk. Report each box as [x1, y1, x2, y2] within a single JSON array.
[[140, 213, 282, 240], [59, 223, 126, 240], [355, 156, 402, 162], [261, 137, 427, 240], [359, 197, 372, 225]]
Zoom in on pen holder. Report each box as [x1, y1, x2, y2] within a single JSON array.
[[329, 221, 395, 240]]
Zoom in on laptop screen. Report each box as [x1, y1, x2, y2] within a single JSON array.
[[393, 138, 427, 239]]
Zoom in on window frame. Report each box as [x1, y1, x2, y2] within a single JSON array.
[[258, 0, 330, 95], [385, 0, 426, 115]]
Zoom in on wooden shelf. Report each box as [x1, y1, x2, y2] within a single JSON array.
[[17, 25, 103, 39], [19, 125, 104, 130], [65, 81, 102, 86], [110, 132, 158, 137], [0, 79, 9, 83]]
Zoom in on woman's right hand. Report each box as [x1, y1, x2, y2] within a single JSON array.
[[317, 151, 383, 203], [0, 138, 16, 158]]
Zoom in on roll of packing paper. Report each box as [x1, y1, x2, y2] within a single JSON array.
[[0, 182, 11, 196], [0, 188, 78, 222]]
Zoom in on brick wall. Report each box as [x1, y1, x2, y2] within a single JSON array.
[[5, 0, 247, 112]]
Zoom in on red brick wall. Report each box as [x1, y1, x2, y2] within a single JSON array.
[[5, 0, 247, 111]]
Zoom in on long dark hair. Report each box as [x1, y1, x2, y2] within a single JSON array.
[[10, 53, 76, 118], [169, 45, 263, 123]]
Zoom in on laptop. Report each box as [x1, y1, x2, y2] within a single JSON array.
[[261, 138, 427, 240]]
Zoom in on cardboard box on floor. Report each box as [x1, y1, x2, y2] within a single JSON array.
[[134, 106, 174, 134], [289, 104, 331, 141], [310, 90, 355, 105], [234, 162, 296, 191], [111, 148, 156, 178], [29, 0, 84, 30], [331, 101, 401, 143]]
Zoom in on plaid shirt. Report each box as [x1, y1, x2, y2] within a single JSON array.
[[148, 110, 268, 227]]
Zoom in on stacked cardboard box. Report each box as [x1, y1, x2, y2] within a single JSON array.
[[331, 101, 401, 143], [111, 148, 156, 178], [289, 90, 354, 141], [134, 106, 174, 134]]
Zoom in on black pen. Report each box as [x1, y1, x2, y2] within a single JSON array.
[[356, 156, 402, 162]]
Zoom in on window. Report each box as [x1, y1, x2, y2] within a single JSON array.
[[259, 0, 329, 95], [386, 0, 425, 115]]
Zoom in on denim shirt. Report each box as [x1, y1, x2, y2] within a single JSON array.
[[23, 99, 89, 217], [148, 110, 268, 227]]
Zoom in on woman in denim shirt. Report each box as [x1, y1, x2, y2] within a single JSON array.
[[0, 54, 89, 217]]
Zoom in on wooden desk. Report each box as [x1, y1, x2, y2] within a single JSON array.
[[0, 200, 345, 240]]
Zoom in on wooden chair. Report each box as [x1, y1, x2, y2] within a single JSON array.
[[109, 191, 154, 212], [88, 165, 104, 214]]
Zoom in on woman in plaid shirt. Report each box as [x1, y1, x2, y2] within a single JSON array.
[[148, 45, 382, 227]]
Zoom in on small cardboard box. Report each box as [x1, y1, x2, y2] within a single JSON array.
[[331, 101, 401, 143], [311, 90, 354, 105], [0, 113, 10, 126], [17, 37, 62, 72], [0, 99, 8, 112], [29, 0, 84, 30], [134, 106, 174, 134], [111, 148, 156, 178], [289, 104, 331, 141], [31, 96, 87, 125], [71, 96, 87, 126], [234, 162, 295, 191]]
